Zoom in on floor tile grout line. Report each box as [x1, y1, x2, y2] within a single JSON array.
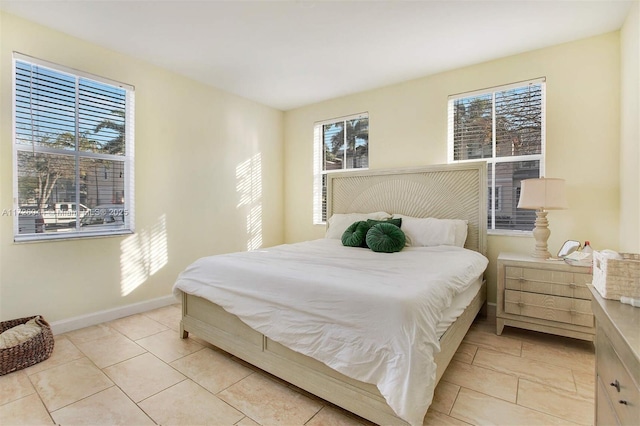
[[134, 377, 189, 405], [443, 386, 477, 426], [132, 349, 252, 421], [133, 374, 247, 424], [469, 344, 478, 364], [234, 415, 252, 426], [215, 371, 257, 396], [452, 382, 587, 426], [95, 343, 185, 419], [5, 312, 593, 426], [92, 325, 177, 426], [570, 369, 580, 394], [448, 360, 589, 411], [444, 374, 517, 406], [302, 404, 324, 425], [131, 327, 173, 342], [109, 380, 160, 426], [470, 350, 582, 394], [66, 317, 181, 424], [449, 382, 462, 416], [64, 323, 130, 345], [21, 338, 85, 378], [514, 378, 594, 425], [0, 379, 37, 408], [26, 354, 114, 414], [472, 333, 595, 371], [0, 391, 57, 425], [110, 316, 170, 342]]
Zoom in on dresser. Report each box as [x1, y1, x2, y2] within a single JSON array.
[[497, 252, 595, 341], [589, 285, 640, 425]]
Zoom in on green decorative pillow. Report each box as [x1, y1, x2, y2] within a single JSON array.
[[366, 218, 402, 229], [341, 221, 371, 247], [365, 223, 406, 253]]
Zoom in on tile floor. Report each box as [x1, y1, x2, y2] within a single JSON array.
[[0, 305, 595, 425]]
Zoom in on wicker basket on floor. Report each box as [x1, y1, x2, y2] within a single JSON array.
[[0, 316, 54, 376]]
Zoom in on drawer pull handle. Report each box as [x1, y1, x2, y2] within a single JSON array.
[[610, 380, 620, 392], [570, 310, 577, 316], [517, 302, 525, 308], [619, 400, 628, 405], [569, 283, 576, 289], [518, 278, 526, 283]]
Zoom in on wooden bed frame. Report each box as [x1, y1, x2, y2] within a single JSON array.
[[179, 162, 487, 425]]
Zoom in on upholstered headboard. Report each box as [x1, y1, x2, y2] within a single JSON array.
[[326, 162, 487, 255]]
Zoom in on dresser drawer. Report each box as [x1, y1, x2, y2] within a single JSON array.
[[505, 266, 592, 300], [504, 289, 594, 327], [597, 328, 640, 425], [597, 376, 621, 426]]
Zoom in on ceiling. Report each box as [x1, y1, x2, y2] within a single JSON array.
[[0, 0, 634, 111]]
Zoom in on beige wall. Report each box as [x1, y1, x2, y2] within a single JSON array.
[[0, 12, 284, 322], [620, 1, 640, 252], [284, 32, 621, 303]]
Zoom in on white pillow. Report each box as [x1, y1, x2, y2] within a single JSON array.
[[325, 211, 391, 239], [392, 215, 468, 247], [452, 220, 468, 247]]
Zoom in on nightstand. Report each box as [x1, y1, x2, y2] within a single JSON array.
[[497, 252, 595, 341]]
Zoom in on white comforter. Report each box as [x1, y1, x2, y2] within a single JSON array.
[[173, 239, 488, 425]]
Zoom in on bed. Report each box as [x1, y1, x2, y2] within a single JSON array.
[[174, 162, 488, 425]]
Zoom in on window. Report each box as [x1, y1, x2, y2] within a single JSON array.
[[12, 53, 135, 241], [448, 79, 545, 233], [313, 113, 369, 224]]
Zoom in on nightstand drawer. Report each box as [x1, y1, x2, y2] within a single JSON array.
[[505, 266, 591, 300], [504, 289, 594, 327], [596, 328, 640, 425]]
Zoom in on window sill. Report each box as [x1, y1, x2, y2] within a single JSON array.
[[14, 229, 134, 244], [488, 229, 533, 237]]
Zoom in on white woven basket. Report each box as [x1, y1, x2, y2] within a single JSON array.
[[592, 251, 640, 300]]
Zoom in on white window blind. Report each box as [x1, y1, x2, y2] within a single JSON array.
[[313, 113, 369, 224], [12, 53, 135, 241], [448, 79, 545, 233]]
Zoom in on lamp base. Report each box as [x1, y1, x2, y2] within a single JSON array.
[[531, 210, 551, 259]]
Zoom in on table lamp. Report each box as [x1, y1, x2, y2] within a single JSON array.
[[517, 177, 568, 259]]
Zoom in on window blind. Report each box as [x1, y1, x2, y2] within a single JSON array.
[[13, 53, 135, 241], [448, 79, 545, 232], [313, 113, 369, 224]]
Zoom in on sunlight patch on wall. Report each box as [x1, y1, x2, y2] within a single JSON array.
[[236, 153, 263, 250], [120, 214, 168, 296], [313, 125, 323, 224]]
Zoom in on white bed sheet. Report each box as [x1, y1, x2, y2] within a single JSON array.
[[173, 239, 488, 425], [436, 277, 482, 338]]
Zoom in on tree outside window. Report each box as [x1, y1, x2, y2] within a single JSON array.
[[13, 54, 134, 241], [448, 80, 545, 232], [314, 113, 369, 224]]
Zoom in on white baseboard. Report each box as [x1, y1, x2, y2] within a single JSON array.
[[50, 294, 178, 335]]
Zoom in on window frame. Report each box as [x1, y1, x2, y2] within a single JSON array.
[[12, 52, 135, 242], [313, 112, 369, 225], [447, 78, 546, 235]]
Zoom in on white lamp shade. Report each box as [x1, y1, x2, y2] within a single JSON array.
[[518, 178, 568, 210]]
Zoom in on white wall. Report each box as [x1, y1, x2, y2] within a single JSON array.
[[284, 32, 622, 303], [0, 12, 284, 322], [620, 1, 640, 252], [1, 9, 635, 321]]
